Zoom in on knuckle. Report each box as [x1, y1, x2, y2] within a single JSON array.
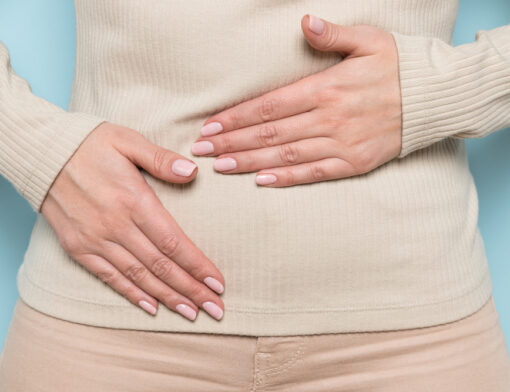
[[323, 116, 340, 132], [60, 233, 82, 255], [152, 148, 171, 176], [76, 227, 93, 243], [124, 286, 139, 301], [324, 27, 340, 50], [159, 233, 180, 258], [257, 124, 278, 147], [133, 188, 154, 211], [129, 188, 155, 218], [353, 147, 374, 173], [283, 168, 295, 185], [316, 87, 340, 107], [258, 96, 278, 122], [112, 191, 137, 211], [187, 283, 205, 299], [161, 292, 179, 309], [74, 226, 101, 252], [186, 262, 205, 278], [96, 269, 117, 284], [125, 264, 148, 283], [310, 164, 327, 181], [225, 111, 240, 130], [219, 134, 234, 153], [279, 143, 299, 165], [100, 215, 124, 238], [152, 257, 175, 280]]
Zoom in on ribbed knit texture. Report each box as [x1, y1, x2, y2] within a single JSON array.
[[0, 43, 105, 211], [394, 24, 510, 157], [1, 0, 509, 336]]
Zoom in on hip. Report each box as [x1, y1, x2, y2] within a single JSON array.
[[1, 295, 509, 392]]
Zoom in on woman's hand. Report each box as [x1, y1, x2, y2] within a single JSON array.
[[41, 122, 225, 321], [191, 15, 402, 186]]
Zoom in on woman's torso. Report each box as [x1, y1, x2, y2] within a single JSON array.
[[17, 0, 493, 335]]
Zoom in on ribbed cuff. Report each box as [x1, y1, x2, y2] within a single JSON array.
[[24, 114, 107, 212], [391, 26, 510, 158], [0, 110, 106, 213]]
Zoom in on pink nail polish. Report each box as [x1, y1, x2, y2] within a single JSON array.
[[191, 141, 214, 155], [256, 173, 277, 185], [201, 122, 223, 136], [171, 159, 197, 176], [202, 301, 223, 320], [213, 157, 237, 171], [139, 300, 157, 315], [204, 276, 224, 294], [309, 15, 325, 35], [176, 304, 197, 321]]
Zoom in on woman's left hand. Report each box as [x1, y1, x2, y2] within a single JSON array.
[[191, 15, 403, 187]]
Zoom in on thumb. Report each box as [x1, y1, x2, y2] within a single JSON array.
[[124, 133, 198, 184], [301, 15, 369, 57]]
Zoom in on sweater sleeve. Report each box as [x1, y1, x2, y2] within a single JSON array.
[[0, 41, 106, 213], [391, 24, 510, 158]]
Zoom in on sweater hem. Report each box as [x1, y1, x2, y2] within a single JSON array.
[[17, 262, 493, 337]]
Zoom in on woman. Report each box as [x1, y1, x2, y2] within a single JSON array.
[[0, 0, 509, 390]]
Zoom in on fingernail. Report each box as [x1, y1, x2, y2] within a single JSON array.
[[213, 157, 237, 171], [201, 122, 223, 136], [191, 141, 214, 155], [204, 276, 224, 294], [202, 301, 224, 320], [176, 304, 197, 321], [309, 15, 325, 35], [139, 300, 157, 316], [172, 159, 197, 177], [256, 173, 277, 185]]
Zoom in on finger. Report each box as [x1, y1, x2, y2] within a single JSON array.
[[192, 112, 329, 156], [200, 75, 321, 136], [255, 157, 356, 187], [110, 213, 225, 321], [115, 130, 198, 183], [212, 137, 339, 173], [130, 189, 225, 295], [100, 240, 199, 321], [77, 253, 159, 316], [301, 15, 374, 57]]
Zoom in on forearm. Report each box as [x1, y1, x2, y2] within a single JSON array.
[[392, 24, 510, 158], [0, 41, 105, 212]]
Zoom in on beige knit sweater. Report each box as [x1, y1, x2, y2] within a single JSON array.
[[1, 0, 509, 336]]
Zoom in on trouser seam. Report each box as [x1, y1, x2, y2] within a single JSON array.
[[251, 337, 261, 392]]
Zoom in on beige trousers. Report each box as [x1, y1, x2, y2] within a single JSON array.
[[1, 296, 509, 391]]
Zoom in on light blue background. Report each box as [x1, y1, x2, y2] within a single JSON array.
[[0, 0, 509, 353]]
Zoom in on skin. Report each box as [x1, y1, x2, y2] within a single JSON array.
[[40, 15, 402, 322], [41, 123, 226, 321], [192, 15, 403, 185]]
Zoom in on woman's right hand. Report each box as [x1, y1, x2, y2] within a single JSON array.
[[40, 122, 225, 322]]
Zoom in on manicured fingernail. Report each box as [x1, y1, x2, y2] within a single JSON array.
[[204, 276, 224, 294], [214, 157, 237, 171], [172, 159, 197, 176], [139, 300, 157, 316], [201, 122, 223, 136], [202, 301, 223, 320], [309, 15, 325, 35], [191, 141, 214, 155], [176, 304, 197, 321], [256, 173, 277, 185]]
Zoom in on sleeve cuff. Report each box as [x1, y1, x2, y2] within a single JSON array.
[[27, 113, 106, 213], [0, 111, 106, 213], [391, 25, 510, 158]]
